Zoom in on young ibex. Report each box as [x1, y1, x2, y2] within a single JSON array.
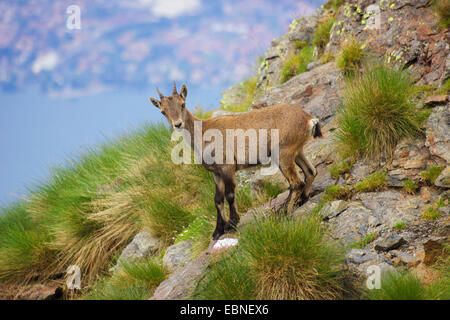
[[150, 82, 322, 239]]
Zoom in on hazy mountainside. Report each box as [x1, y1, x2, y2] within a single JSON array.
[[0, 0, 449, 300]]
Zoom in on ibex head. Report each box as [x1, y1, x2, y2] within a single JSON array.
[[150, 81, 188, 130]]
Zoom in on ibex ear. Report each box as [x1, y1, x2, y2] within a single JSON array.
[[149, 97, 161, 109], [180, 84, 188, 100]]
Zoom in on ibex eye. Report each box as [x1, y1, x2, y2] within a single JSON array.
[[161, 111, 166, 115], [182, 103, 185, 108]]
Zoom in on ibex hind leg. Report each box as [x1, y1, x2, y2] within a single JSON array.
[[295, 152, 316, 206], [278, 155, 304, 215]]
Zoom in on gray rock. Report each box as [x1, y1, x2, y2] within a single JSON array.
[[435, 166, 450, 188], [425, 105, 450, 163], [390, 250, 415, 266], [345, 248, 395, 279], [256, 62, 342, 124], [306, 61, 319, 71], [115, 231, 160, 270], [321, 200, 349, 220], [328, 202, 373, 246], [357, 191, 427, 229], [387, 138, 431, 187], [292, 193, 322, 218], [163, 241, 194, 273], [346, 248, 386, 265], [374, 233, 407, 252], [350, 163, 373, 182], [151, 252, 210, 300]]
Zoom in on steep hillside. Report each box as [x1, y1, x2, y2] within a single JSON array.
[[150, 0, 449, 300], [0, 0, 449, 300]]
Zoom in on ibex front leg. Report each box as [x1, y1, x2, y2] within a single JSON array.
[[223, 173, 240, 233], [212, 173, 226, 240]]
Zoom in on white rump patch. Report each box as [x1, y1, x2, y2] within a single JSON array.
[[309, 118, 319, 136]]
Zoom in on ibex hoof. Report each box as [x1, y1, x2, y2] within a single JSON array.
[[295, 192, 310, 207], [224, 221, 238, 233], [212, 229, 224, 240]]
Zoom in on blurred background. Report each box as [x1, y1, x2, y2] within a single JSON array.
[[0, 0, 321, 205]]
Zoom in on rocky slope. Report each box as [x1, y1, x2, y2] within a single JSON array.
[[126, 0, 449, 300]]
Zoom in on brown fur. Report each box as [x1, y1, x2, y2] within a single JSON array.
[[150, 83, 321, 239]]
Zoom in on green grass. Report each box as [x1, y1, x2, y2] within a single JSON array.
[[194, 215, 348, 300], [85, 257, 166, 300], [366, 250, 450, 300], [193, 250, 257, 300], [221, 77, 258, 112], [351, 233, 377, 249], [323, 185, 352, 201], [427, 243, 450, 299], [366, 242, 449, 300], [421, 166, 444, 184], [329, 160, 352, 180], [261, 181, 285, 199], [0, 123, 275, 286], [336, 40, 365, 76], [439, 78, 450, 94], [0, 203, 56, 283], [193, 106, 214, 119], [280, 46, 314, 83], [365, 270, 427, 300], [294, 40, 308, 50], [402, 179, 418, 194], [311, 184, 351, 214], [335, 63, 422, 160], [433, 0, 450, 28], [355, 172, 387, 192], [323, 0, 344, 11], [320, 52, 335, 64], [313, 16, 336, 52], [393, 222, 406, 230], [422, 206, 441, 220]]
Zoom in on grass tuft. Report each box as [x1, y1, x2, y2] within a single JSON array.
[[402, 179, 418, 194], [393, 221, 406, 230], [195, 215, 348, 300], [422, 206, 441, 221], [335, 63, 422, 160], [433, 0, 450, 28], [365, 270, 426, 300], [336, 40, 365, 76], [351, 233, 377, 249], [355, 172, 387, 192], [86, 257, 166, 300], [420, 166, 444, 184], [329, 160, 352, 180], [261, 181, 285, 199], [323, 185, 352, 201], [193, 106, 213, 119], [313, 16, 336, 52], [280, 46, 314, 83], [323, 0, 344, 11], [221, 77, 258, 112]]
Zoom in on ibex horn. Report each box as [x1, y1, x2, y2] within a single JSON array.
[[172, 81, 177, 95], [156, 87, 164, 100]]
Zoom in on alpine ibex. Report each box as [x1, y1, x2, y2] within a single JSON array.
[[150, 82, 322, 240]]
